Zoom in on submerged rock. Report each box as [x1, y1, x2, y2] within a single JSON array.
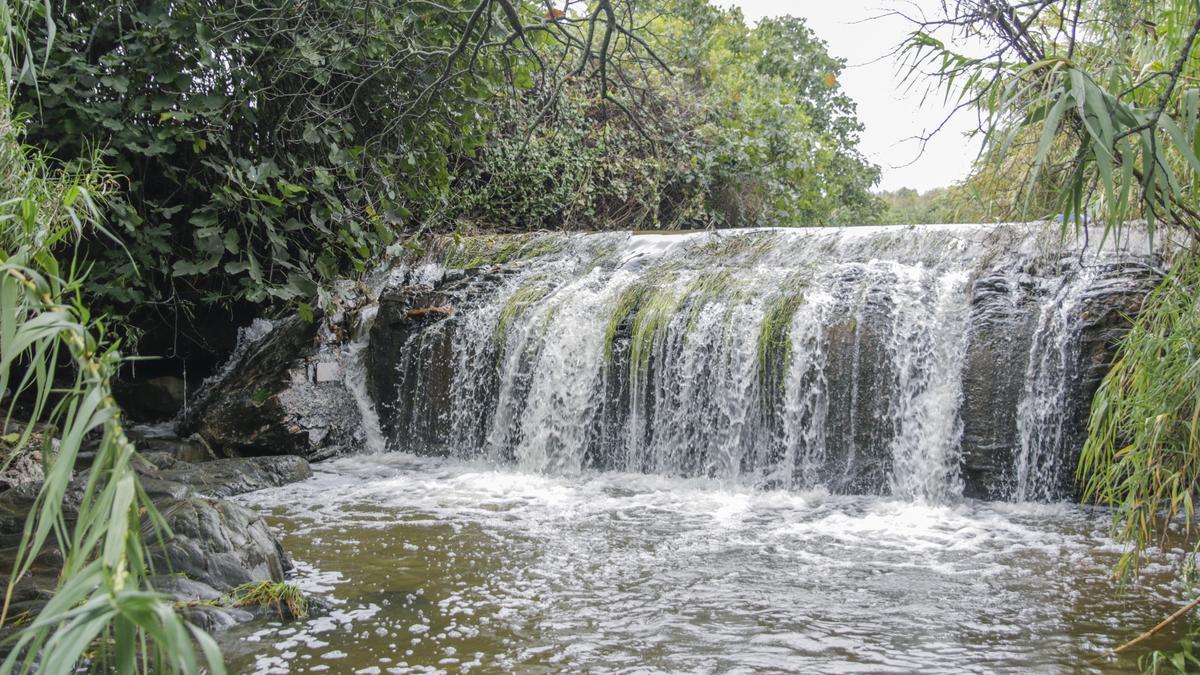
[[0, 482, 42, 537]]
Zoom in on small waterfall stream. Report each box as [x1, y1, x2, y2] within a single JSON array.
[[222, 223, 1185, 674], [367, 224, 1159, 502]]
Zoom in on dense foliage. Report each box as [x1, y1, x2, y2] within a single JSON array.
[[9, 0, 881, 359], [12, 0, 526, 317], [451, 2, 883, 231], [906, 0, 1200, 232]]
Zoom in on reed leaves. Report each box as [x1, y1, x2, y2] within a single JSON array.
[[906, 0, 1200, 575], [1, 2, 222, 670]]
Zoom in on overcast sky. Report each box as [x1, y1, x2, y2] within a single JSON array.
[[726, 0, 981, 193]]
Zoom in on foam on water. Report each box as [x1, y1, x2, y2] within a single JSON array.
[[223, 454, 1188, 674]]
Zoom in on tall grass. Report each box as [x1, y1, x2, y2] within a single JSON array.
[[1078, 253, 1200, 575], [0, 1, 224, 671]]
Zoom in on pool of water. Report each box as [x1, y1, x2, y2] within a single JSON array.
[[220, 453, 1190, 674]]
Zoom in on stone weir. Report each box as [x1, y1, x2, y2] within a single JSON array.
[[186, 224, 1165, 502]]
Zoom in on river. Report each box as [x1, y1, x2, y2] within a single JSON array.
[[221, 453, 1187, 674]]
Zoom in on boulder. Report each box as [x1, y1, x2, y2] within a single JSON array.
[[179, 312, 367, 461], [149, 496, 291, 592], [1, 434, 311, 635]]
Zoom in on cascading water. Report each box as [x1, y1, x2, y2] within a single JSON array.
[[368, 223, 1160, 502], [221, 223, 1184, 674]]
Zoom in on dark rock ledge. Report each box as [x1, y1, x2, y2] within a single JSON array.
[[0, 426, 315, 637]]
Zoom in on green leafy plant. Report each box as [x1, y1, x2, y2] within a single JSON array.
[[1, 2, 221, 670]]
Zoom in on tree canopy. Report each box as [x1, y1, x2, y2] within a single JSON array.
[[8, 0, 881, 364]]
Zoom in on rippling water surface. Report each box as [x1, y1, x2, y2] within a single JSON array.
[[222, 454, 1188, 674]]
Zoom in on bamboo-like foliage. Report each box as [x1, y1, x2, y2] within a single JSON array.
[[0, 252, 223, 674], [900, 0, 1200, 236], [1, 1, 223, 671], [1079, 255, 1200, 576], [902, 0, 1200, 573]]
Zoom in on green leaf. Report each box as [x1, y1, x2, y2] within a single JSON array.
[[1027, 93, 1068, 198]]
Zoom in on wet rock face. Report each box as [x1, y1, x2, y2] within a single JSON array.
[[150, 496, 290, 592], [137, 454, 310, 614], [368, 267, 518, 449], [958, 261, 1157, 499], [180, 312, 366, 461], [959, 272, 1041, 498]]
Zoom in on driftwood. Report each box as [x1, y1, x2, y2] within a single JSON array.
[[1114, 595, 1200, 654], [406, 305, 453, 319]]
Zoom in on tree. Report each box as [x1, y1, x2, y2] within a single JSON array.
[[449, 1, 884, 232]]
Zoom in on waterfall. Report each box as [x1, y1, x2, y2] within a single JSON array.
[[368, 224, 1159, 502], [345, 305, 388, 456]]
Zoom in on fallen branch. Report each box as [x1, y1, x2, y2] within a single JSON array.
[[406, 305, 454, 319], [1114, 596, 1200, 654]]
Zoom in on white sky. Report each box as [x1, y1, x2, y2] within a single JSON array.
[[728, 0, 982, 193]]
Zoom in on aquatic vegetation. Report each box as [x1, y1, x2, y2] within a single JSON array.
[[628, 286, 684, 376], [604, 283, 653, 364], [442, 234, 566, 270], [226, 582, 308, 621], [495, 278, 555, 348], [682, 271, 734, 336], [756, 283, 807, 383], [690, 230, 780, 266]]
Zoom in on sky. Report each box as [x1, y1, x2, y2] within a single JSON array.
[[727, 0, 982, 193]]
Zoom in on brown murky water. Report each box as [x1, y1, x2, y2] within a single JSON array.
[[220, 454, 1191, 674]]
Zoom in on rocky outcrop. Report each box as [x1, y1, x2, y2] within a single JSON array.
[[179, 306, 369, 461], [0, 449, 313, 635], [152, 455, 313, 498], [368, 266, 519, 449]]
